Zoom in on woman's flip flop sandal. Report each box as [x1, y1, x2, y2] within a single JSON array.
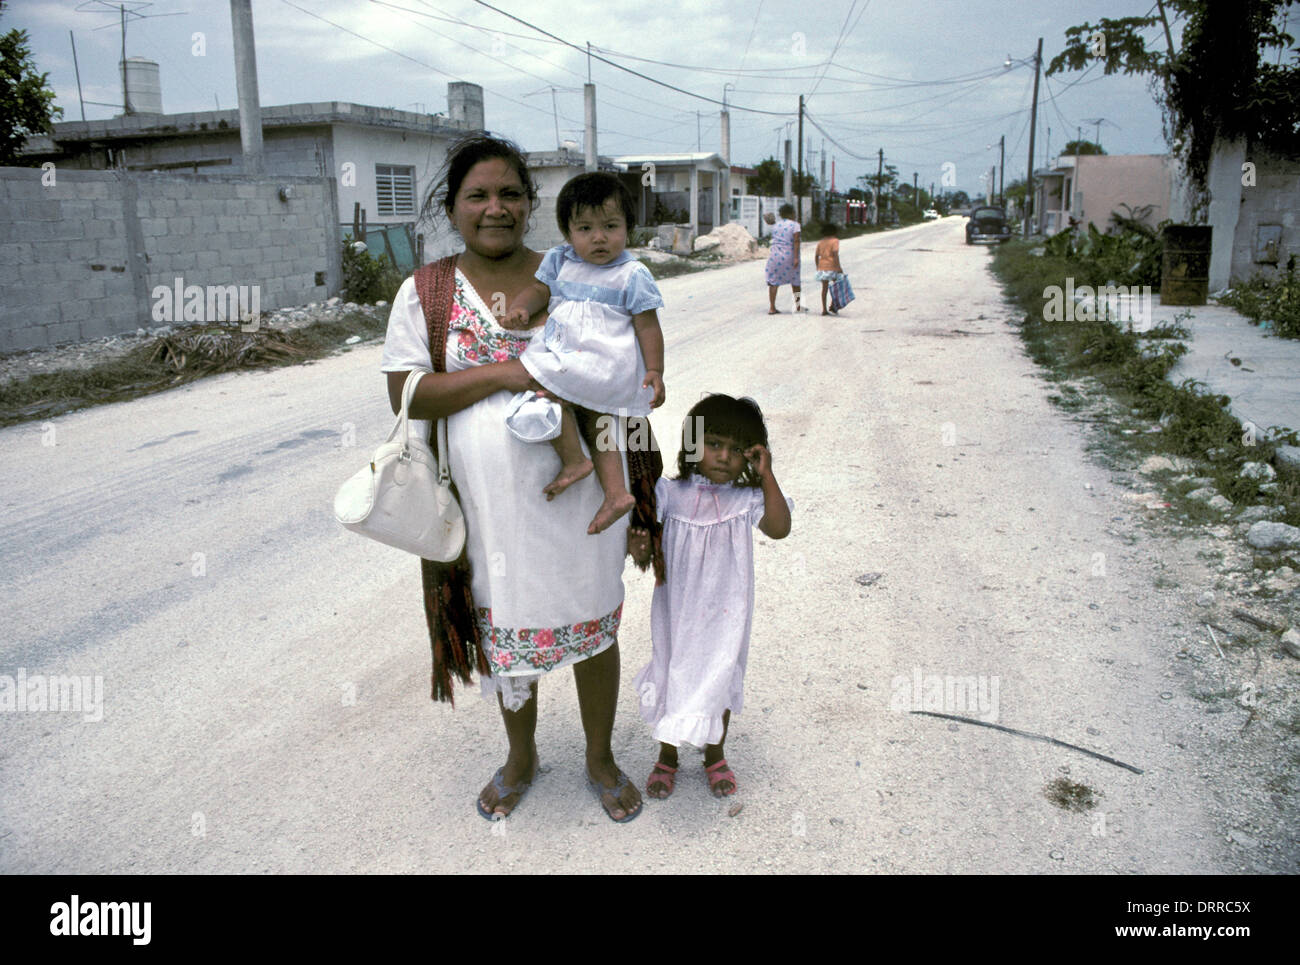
[[587, 769, 643, 823], [476, 766, 532, 821], [645, 762, 677, 798], [705, 759, 738, 797]]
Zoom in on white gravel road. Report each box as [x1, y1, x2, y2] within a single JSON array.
[[0, 217, 1287, 873]]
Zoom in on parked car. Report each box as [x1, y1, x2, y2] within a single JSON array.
[[923, 209, 940, 220], [966, 205, 1011, 244]]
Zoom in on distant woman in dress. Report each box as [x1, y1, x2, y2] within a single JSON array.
[[764, 203, 803, 314]]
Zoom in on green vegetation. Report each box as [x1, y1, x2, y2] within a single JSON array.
[[1218, 256, 1300, 339], [0, 0, 62, 165], [341, 237, 404, 305], [1041, 207, 1166, 287], [991, 239, 1300, 527]]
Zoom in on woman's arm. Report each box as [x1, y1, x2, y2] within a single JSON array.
[[386, 360, 537, 420], [832, 238, 843, 273], [792, 231, 801, 267], [632, 309, 665, 407]]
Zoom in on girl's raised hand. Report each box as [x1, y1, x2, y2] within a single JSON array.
[[744, 444, 772, 478]]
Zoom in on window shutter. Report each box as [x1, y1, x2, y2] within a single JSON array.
[[375, 165, 415, 215]]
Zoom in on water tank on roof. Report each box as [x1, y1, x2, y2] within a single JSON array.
[[446, 82, 484, 130], [120, 57, 162, 115]]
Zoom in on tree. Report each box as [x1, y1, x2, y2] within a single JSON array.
[[1047, 0, 1298, 190], [858, 162, 897, 197], [1, 0, 63, 165], [746, 156, 813, 196], [1061, 140, 1106, 155]]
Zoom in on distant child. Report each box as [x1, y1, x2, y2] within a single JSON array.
[[629, 395, 793, 799], [503, 172, 666, 535], [814, 223, 844, 315]]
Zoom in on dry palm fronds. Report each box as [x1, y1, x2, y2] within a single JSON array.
[[147, 326, 312, 375]]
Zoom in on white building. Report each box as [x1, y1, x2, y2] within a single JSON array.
[[24, 81, 487, 267]]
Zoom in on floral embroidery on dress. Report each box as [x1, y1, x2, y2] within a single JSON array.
[[475, 603, 623, 673], [449, 283, 533, 368]]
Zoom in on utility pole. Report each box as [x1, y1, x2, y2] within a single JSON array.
[[120, 3, 130, 114], [229, 0, 264, 174], [69, 31, 86, 121], [783, 139, 793, 201], [874, 147, 883, 225], [1023, 37, 1042, 237], [551, 88, 560, 149], [796, 95, 804, 221], [999, 134, 1005, 205], [585, 43, 597, 172], [720, 101, 731, 226], [913, 171, 918, 206], [819, 139, 827, 220]]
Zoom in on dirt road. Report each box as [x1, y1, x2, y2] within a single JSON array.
[[0, 218, 1286, 873]]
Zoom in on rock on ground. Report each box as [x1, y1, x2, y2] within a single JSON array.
[[1246, 520, 1300, 550], [691, 223, 762, 261]]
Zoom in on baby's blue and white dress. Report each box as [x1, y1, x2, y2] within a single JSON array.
[[505, 244, 663, 443]]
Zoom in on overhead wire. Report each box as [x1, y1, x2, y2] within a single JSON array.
[[469, 0, 793, 116]]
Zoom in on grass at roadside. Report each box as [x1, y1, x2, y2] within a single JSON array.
[[990, 239, 1300, 529], [1217, 260, 1300, 340], [0, 309, 386, 427]]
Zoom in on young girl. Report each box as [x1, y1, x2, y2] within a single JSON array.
[[503, 172, 666, 535], [629, 395, 793, 799], [814, 223, 844, 316]]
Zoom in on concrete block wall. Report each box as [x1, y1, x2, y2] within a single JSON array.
[[0, 167, 340, 353], [1231, 148, 1300, 285]]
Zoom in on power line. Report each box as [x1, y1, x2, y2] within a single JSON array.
[[283, 0, 689, 149], [730, 0, 765, 89], [470, 0, 793, 116], [373, 0, 674, 125], [809, 0, 869, 99]]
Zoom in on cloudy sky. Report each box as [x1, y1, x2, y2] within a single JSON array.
[[9, 0, 1179, 197]]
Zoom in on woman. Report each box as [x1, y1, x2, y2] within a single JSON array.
[[379, 135, 644, 823], [764, 203, 804, 314]]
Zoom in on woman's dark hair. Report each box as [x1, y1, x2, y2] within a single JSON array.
[[556, 172, 637, 235], [676, 394, 769, 488], [778, 203, 796, 219], [821, 221, 840, 237], [422, 133, 539, 224]]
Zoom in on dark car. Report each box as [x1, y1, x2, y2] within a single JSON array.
[[966, 206, 1012, 245]]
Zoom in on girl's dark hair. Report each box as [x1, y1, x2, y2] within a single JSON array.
[[821, 222, 840, 237], [778, 203, 796, 219], [556, 172, 637, 235], [676, 394, 769, 487], [422, 133, 539, 225]]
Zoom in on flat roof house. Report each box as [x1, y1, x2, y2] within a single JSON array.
[[23, 80, 487, 266], [1032, 153, 1188, 237]]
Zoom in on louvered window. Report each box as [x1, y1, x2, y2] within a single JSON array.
[[375, 164, 415, 215]]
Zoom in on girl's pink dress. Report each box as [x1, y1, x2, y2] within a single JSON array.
[[633, 475, 792, 747]]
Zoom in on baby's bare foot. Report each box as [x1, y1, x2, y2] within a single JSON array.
[[587, 491, 636, 534], [543, 459, 593, 500]]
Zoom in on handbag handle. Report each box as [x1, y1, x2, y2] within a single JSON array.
[[390, 368, 451, 485]]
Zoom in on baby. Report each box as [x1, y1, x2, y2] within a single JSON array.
[[504, 172, 665, 534]]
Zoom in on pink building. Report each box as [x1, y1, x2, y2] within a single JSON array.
[[1034, 154, 1185, 236]]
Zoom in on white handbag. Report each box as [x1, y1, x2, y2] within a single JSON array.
[[333, 369, 466, 562]]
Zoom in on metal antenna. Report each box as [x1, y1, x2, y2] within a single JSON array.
[[75, 1, 187, 115], [1081, 117, 1120, 151]]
